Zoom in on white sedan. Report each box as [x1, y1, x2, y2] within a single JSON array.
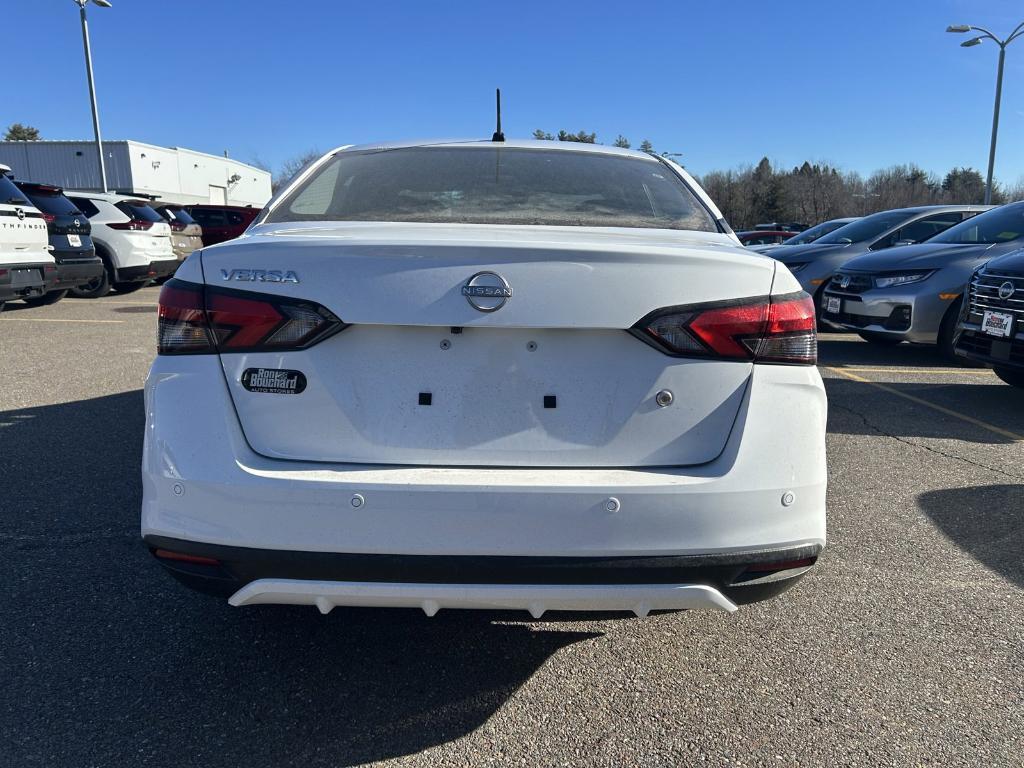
[[143, 139, 826, 617]]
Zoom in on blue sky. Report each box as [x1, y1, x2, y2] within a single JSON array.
[[5, 0, 1023, 183]]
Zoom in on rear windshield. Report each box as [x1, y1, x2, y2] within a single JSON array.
[[266, 146, 718, 231], [160, 207, 196, 225], [816, 211, 911, 244], [929, 203, 1024, 245], [0, 175, 30, 205], [18, 187, 81, 216], [116, 202, 164, 222]]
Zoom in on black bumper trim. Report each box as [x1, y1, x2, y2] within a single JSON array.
[[117, 258, 178, 282], [144, 535, 822, 604]]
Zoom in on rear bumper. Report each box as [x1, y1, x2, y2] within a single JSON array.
[[51, 253, 104, 290], [117, 258, 178, 283], [147, 533, 820, 611], [142, 355, 827, 609], [0, 261, 52, 302]]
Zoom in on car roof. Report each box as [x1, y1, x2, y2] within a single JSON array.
[[870, 204, 992, 216], [331, 138, 665, 162], [64, 191, 147, 203]]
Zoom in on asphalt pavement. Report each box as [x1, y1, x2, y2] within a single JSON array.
[[1, 291, 1022, 767]]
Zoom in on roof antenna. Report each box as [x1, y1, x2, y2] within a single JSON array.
[[491, 88, 505, 142]]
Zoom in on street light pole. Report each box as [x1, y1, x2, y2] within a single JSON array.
[[947, 21, 1024, 205], [74, 0, 112, 193], [985, 46, 1006, 206]]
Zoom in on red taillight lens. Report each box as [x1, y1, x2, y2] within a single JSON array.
[[170, 221, 186, 232], [636, 292, 816, 365], [41, 213, 55, 224], [108, 219, 154, 231], [157, 278, 345, 355], [157, 281, 215, 354]]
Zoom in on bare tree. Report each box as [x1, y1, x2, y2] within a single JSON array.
[[272, 149, 324, 192]]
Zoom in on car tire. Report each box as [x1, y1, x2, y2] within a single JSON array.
[[23, 290, 69, 307], [70, 266, 111, 299], [993, 366, 1024, 388], [112, 280, 147, 294], [937, 297, 984, 367], [857, 331, 902, 346]]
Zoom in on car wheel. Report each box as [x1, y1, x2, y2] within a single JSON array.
[[857, 331, 902, 346], [112, 280, 148, 294], [22, 290, 69, 307], [993, 366, 1024, 388], [69, 267, 111, 299], [937, 297, 984, 367]]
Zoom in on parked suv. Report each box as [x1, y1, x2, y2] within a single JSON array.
[[822, 202, 1024, 360], [0, 165, 55, 309], [66, 192, 177, 297], [145, 140, 826, 616], [13, 181, 103, 306], [155, 204, 203, 268], [183, 205, 260, 245], [954, 249, 1024, 386], [770, 205, 990, 317]]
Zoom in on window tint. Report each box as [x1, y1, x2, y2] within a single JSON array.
[[896, 212, 964, 244], [267, 146, 718, 232], [0, 175, 30, 205], [18, 187, 81, 216], [785, 219, 852, 245], [68, 197, 101, 218], [158, 207, 196, 226], [816, 211, 911, 244], [930, 203, 1024, 244], [116, 202, 164, 222], [190, 208, 227, 227], [226, 211, 247, 226]]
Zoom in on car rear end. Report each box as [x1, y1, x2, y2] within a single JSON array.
[[143, 142, 826, 617], [109, 200, 177, 284], [14, 182, 103, 296], [157, 205, 203, 266], [0, 169, 55, 305]]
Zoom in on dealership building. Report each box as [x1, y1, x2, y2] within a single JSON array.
[[0, 140, 272, 207]]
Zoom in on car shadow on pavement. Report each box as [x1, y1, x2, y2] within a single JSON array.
[[0, 391, 599, 767], [917, 484, 1024, 590], [823, 377, 1024, 445], [818, 335, 962, 368]]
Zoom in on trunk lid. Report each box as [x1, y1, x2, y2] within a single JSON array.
[[206, 223, 775, 467]]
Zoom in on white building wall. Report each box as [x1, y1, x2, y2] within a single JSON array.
[[0, 140, 271, 207]]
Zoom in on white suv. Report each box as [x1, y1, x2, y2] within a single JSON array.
[[0, 165, 55, 310], [65, 192, 177, 297], [143, 140, 827, 617]]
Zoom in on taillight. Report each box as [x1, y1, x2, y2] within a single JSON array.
[[108, 219, 153, 231], [170, 221, 186, 232], [157, 278, 345, 355], [41, 213, 55, 223], [634, 292, 816, 365]]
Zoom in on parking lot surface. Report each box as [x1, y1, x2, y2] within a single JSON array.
[[2, 290, 1022, 767]]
